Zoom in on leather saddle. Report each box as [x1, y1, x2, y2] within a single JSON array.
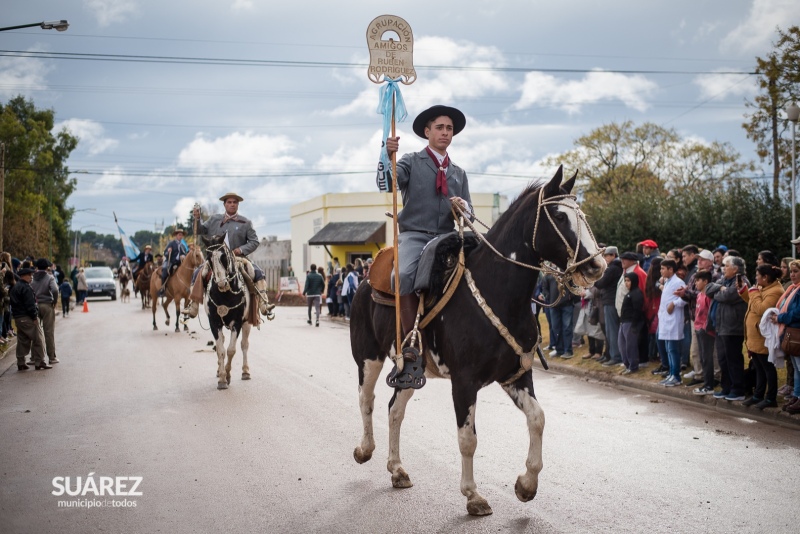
[[369, 231, 479, 310]]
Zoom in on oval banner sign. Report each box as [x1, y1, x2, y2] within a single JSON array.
[[366, 14, 416, 85]]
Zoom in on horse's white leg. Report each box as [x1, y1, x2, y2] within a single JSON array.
[[225, 327, 239, 385], [502, 380, 545, 503], [241, 322, 251, 380], [353, 358, 384, 464], [386, 388, 414, 488], [216, 329, 227, 390], [457, 403, 492, 516]]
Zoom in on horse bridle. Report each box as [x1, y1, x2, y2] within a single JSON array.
[[451, 190, 605, 307], [207, 243, 245, 295]]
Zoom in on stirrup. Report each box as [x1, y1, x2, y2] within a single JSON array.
[[183, 301, 199, 318], [387, 357, 426, 389]]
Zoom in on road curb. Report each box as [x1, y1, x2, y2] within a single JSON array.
[[538, 358, 800, 430]]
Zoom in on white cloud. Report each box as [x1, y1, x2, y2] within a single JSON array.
[[693, 69, 757, 100], [330, 35, 508, 118], [0, 53, 51, 99], [55, 119, 119, 156], [720, 0, 796, 54], [84, 0, 139, 27], [514, 69, 659, 114], [231, 0, 254, 12], [176, 131, 307, 207]]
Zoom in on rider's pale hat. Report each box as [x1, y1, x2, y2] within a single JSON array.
[[219, 192, 244, 202], [144, 244, 152, 249], [172, 227, 186, 236], [412, 105, 466, 139]]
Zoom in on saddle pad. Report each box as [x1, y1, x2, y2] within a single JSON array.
[[368, 246, 395, 295]]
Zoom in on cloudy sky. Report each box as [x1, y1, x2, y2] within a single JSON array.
[[2, 0, 796, 240]]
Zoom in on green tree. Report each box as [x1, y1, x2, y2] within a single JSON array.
[[742, 25, 800, 196], [1, 95, 78, 262], [546, 121, 790, 264]]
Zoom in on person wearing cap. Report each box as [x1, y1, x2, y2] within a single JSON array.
[[30, 258, 59, 365], [9, 267, 50, 370], [791, 236, 800, 257], [637, 239, 660, 273], [383, 105, 474, 350], [184, 192, 275, 318], [593, 246, 623, 364], [160, 227, 189, 291]]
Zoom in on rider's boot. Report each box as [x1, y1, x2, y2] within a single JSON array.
[[158, 270, 168, 297], [399, 293, 423, 362], [254, 279, 275, 315], [182, 265, 207, 318]]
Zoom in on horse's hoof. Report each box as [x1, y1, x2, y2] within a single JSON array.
[[466, 496, 493, 516], [514, 477, 537, 502], [153, 326, 158, 331], [217, 382, 228, 390], [353, 447, 372, 464], [391, 469, 413, 489], [226, 375, 231, 385], [242, 373, 251, 380]]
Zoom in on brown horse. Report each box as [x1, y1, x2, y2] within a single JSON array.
[[136, 263, 155, 310], [150, 244, 203, 332]]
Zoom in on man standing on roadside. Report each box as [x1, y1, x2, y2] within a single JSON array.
[[303, 264, 325, 327], [10, 267, 50, 370], [30, 258, 59, 365]]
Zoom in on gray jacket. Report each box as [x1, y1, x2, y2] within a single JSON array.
[[30, 271, 58, 305], [396, 149, 473, 235], [706, 275, 749, 336], [197, 213, 259, 256]]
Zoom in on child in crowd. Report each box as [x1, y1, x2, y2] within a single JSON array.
[[692, 270, 716, 395]]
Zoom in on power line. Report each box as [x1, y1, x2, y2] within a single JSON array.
[[0, 49, 758, 75]]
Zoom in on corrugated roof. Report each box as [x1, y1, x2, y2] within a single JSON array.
[[308, 221, 386, 245]]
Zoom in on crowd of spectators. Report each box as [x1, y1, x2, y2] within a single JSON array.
[[1, 253, 71, 371], [304, 256, 372, 323], [537, 238, 800, 415]]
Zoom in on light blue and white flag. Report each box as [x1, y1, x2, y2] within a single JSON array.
[[114, 212, 141, 259]]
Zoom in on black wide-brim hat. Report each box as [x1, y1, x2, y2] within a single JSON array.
[[412, 105, 466, 139]]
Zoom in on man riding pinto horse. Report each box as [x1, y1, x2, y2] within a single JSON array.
[[183, 192, 275, 318]]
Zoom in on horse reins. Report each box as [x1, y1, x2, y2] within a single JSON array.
[[450, 190, 605, 308]]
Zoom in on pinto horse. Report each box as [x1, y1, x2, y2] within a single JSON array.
[[202, 235, 252, 390], [150, 245, 203, 332], [118, 265, 131, 290], [350, 167, 606, 516]]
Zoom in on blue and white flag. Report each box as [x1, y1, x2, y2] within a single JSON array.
[[114, 212, 141, 259], [376, 77, 407, 192]]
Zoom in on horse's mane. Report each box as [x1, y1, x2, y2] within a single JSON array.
[[484, 182, 544, 246]]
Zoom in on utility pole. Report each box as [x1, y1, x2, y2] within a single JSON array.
[[0, 142, 4, 252]]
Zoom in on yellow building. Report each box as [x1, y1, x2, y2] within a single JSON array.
[[290, 192, 507, 283]]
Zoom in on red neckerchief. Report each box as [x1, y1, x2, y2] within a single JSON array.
[[221, 213, 241, 227], [425, 146, 449, 196]]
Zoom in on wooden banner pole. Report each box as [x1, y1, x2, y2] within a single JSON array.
[[391, 92, 402, 355]]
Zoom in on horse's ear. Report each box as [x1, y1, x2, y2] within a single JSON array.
[[561, 169, 578, 194], [200, 235, 211, 246], [543, 165, 564, 198]]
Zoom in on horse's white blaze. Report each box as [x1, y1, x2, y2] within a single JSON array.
[[356, 359, 383, 460], [502, 384, 544, 499], [386, 388, 414, 478], [556, 200, 605, 284]]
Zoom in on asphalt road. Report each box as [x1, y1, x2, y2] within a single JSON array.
[[1, 298, 799, 533]]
